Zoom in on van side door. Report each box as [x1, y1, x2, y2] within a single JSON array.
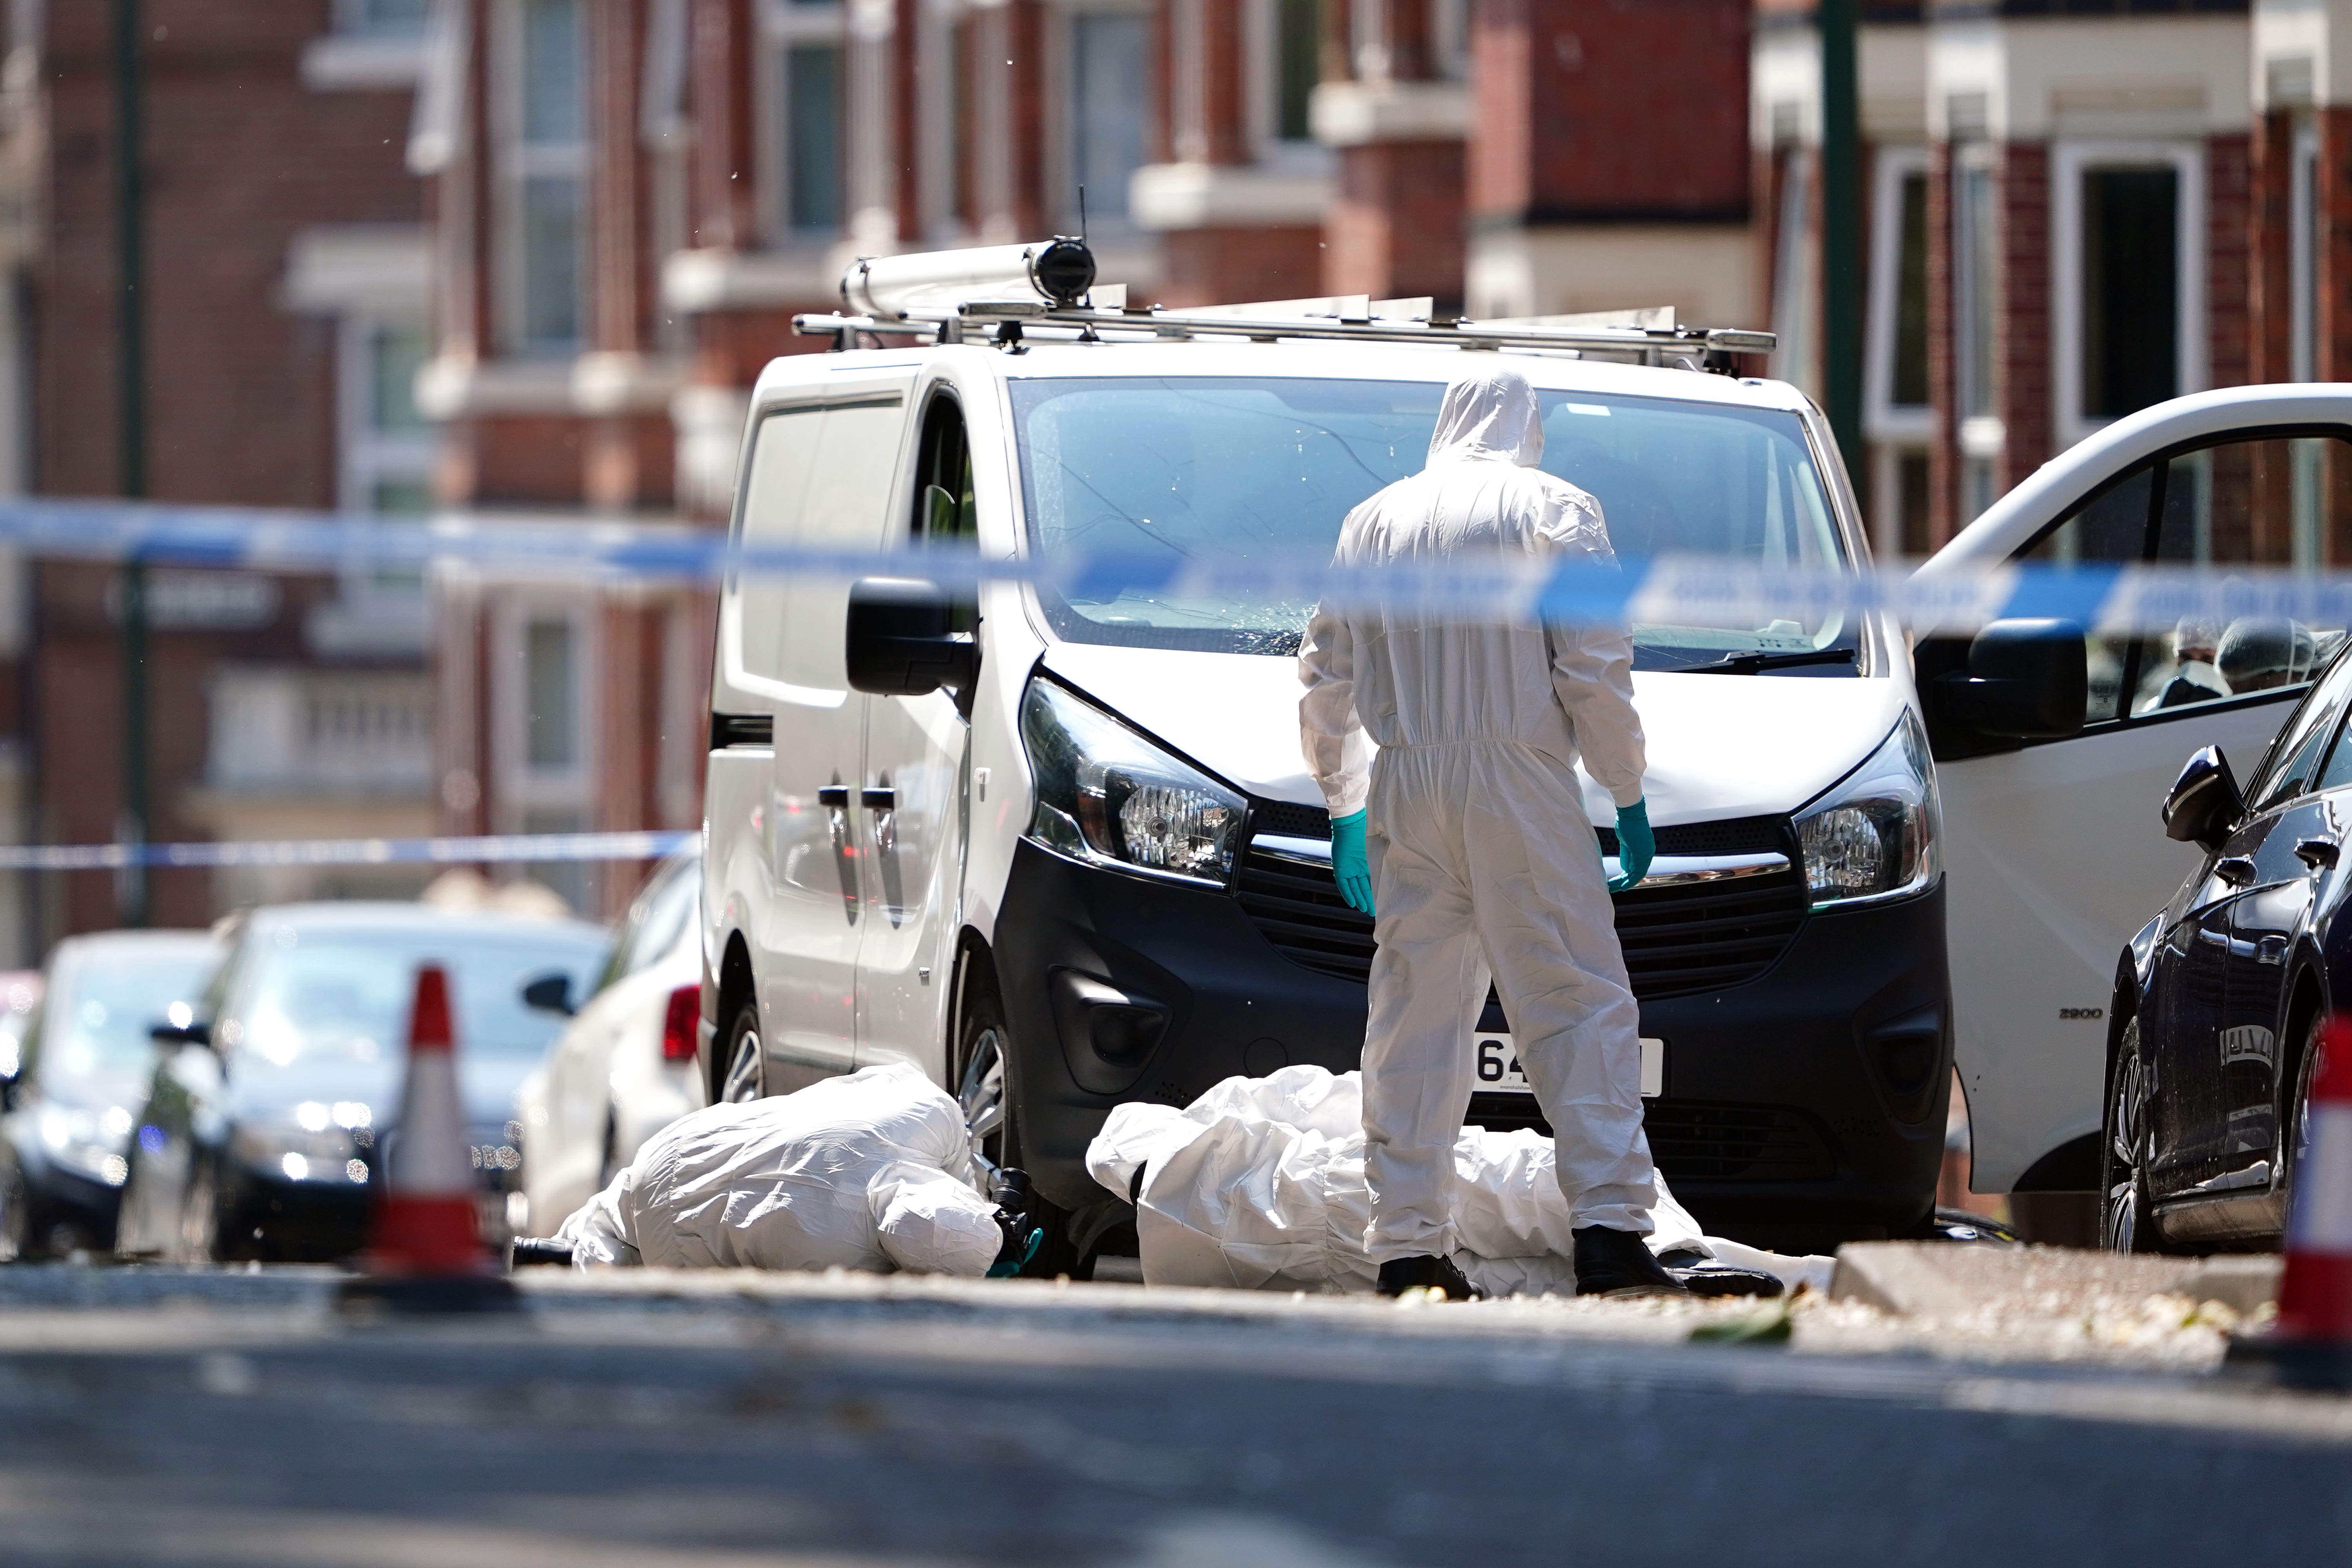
[[853, 385, 977, 1080], [713, 381, 912, 1093], [1931, 430, 2352, 1195]]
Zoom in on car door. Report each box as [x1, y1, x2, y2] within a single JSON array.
[[1931, 427, 2352, 1194], [2205, 662, 2352, 1190], [855, 383, 975, 1079], [733, 380, 913, 1093]]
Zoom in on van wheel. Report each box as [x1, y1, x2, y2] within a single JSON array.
[[954, 971, 1076, 1278], [2099, 1017, 2158, 1254], [719, 1001, 766, 1103]]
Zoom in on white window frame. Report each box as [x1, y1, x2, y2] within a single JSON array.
[[1048, 0, 1153, 233], [491, 592, 598, 825], [2051, 139, 2207, 453], [758, 0, 851, 247], [1864, 143, 1933, 445], [1952, 140, 2000, 441], [337, 315, 436, 515], [1244, 0, 1324, 164], [494, 0, 590, 358]]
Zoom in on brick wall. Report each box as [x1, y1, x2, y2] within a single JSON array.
[[1996, 141, 2049, 490], [2248, 110, 2293, 387], [1155, 226, 1327, 308], [2208, 132, 2250, 393], [1326, 141, 1466, 305], [1473, 0, 1749, 223]]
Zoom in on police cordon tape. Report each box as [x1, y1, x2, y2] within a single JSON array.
[[5, 497, 2352, 636], [0, 829, 697, 872]]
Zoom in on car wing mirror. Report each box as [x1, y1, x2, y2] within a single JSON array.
[[521, 973, 575, 1016], [1930, 618, 2088, 740], [2162, 744, 2245, 853], [846, 577, 978, 700]]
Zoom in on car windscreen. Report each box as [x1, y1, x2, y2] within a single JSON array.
[[35, 945, 217, 1091], [1009, 376, 1855, 670], [225, 927, 607, 1067]]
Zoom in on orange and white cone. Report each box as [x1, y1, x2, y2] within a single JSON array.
[[341, 965, 516, 1310], [2229, 1016, 2352, 1388]]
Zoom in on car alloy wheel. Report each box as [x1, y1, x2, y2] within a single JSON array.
[[720, 1005, 766, 1104], [958, 1023, 1009, 1173], [2101, 1017, 2155, 1253], [2277, 1013, 2327, 1232]]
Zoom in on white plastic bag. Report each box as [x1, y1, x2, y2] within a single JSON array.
[[1087, 1065, 1829, 1297], [556, 1060, 1001, 1276]]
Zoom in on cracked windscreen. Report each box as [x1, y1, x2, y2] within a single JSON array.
[[1010, 374, 1857, 670]]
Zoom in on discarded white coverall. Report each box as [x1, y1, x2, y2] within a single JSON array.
[[555, 1060, 1003, 1276], [1298, 362, 1657, 1260]]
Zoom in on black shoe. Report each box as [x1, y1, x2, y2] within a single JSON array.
[[1573, 1226, 1690, 1298], [1376, 1254, 1484, 1300]]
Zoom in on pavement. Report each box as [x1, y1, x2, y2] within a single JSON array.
[[0, 1263, 2347, 1566]]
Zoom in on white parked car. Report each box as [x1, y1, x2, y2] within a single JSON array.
[[516, 856, 704, 1233]]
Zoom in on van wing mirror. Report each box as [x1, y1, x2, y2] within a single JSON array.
[[2162, 745, 2244, 853], [1931, 618, 2087, 740], [846, 577, 978, 698]]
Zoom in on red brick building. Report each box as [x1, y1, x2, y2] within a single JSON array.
[[10, 1, 438, 950], [416, 0, 1766, 919]]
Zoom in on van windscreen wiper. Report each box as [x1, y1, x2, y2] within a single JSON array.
[[1683, 647, 1858, 675]]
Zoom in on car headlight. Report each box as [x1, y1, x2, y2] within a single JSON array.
[[1020, 680, 1245, 886], [232, 1120, 361, 1181], [37, 1103, 129, 1186], [1795, 711, 1941, 907]]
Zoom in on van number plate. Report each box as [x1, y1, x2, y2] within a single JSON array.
[[1475, 1033, 1664, 1099]]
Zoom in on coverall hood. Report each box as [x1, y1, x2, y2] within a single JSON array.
[[1425, 363, 1544, 468]]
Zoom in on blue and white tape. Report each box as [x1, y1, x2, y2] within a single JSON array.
[[0, 830, 697, 873], [0, 498, 2347, 636]]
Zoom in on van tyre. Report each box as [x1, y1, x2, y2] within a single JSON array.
[[2100, 1016, 2158, 1254], [955, 967, 1078, 1278], [719, 1000, 766, 1104]]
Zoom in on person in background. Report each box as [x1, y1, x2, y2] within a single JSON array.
[[2154, 618, 2228, 709]]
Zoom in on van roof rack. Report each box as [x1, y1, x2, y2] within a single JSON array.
[[794, 298, 1774, 370], [789, 240, 1774, 370]]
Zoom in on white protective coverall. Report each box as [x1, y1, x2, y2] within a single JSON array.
[[1084, 1065, 1835, 1298], [554, 1061, 1004, 1275], [1298, 362, 1657, 1260]]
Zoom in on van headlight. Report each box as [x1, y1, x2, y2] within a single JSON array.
[[1020, 680, 1244, 886], [1795, 711, 1940, 907]]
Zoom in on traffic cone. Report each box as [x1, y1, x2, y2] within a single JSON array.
[[339, 964, 517, 1312], [2227, 1015, 2352, 1388]]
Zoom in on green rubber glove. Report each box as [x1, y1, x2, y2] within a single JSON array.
[[1331, 809, 1374, 916], [1610, 798, 1654, 893]]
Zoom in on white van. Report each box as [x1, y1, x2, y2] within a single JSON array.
[[698, 243, 2350, 1267]]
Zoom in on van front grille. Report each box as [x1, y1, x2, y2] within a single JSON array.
[[1466, 1094, 1837, 1183], [1235, 817, 1809, 1001]]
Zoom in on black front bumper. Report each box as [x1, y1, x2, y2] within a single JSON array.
[[991, 837, 1950, 1252]]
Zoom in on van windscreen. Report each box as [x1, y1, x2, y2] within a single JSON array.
[[1009, 376, 1857, 669]]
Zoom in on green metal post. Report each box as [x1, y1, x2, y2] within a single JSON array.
[[1819, 0, 1863, 488], [115, 0, 147, 925]]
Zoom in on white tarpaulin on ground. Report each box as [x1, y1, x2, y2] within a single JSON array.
[[1087, 1065, 1833, 1297], [556, 1061, 1002, 1276]]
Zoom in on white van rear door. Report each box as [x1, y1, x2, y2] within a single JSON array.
[[1931, 426, 2348, 1192]]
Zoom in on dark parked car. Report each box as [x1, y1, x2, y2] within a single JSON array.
[[0, 931, 221, 1257], [2107, 638, 2352, 1252], [116, 902, 606, 1263]]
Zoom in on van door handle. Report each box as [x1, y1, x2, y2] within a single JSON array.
[[2215, 857, 2257, 887], [817, 786, 851, 809], [860, 788, 895, 810], [2295, 838, 2339, 871]]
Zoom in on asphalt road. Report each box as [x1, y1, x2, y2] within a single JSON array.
[[0, 1269, 2346, 1567]]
